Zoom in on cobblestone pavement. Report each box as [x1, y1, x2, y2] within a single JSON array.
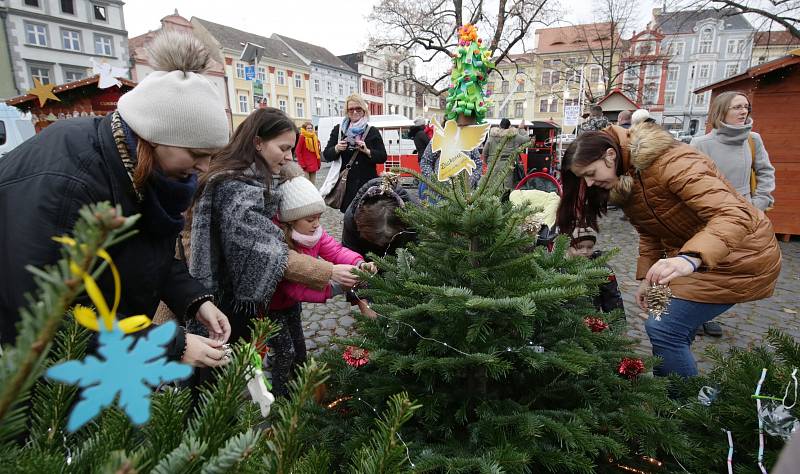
[[303, 164, 800, 371]]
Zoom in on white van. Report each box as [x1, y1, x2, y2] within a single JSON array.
[[316, 115, 416, 157], [0, 104, 35, 160]]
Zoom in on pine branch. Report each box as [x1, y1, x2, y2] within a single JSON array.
[[263, 359, 329, 474], [0, 203, 138, 426], [200, 429, 260, 474], [150, 436, 208, 474]]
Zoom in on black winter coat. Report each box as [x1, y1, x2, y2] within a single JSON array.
[[589, 251, 625, 313], [322, 124, 387, 212], [0, 114, 207, 355], [408, 125, 430, 159]]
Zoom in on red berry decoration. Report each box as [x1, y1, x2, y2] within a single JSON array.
[[584, 317, 609, 333], [618, 357, 645, 380], [343, 346, 370, 368]]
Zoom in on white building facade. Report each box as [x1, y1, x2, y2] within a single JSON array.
[[1, 0, 129, 95], [273, 34, 358, 124]]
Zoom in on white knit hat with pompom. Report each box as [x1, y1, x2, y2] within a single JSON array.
[[277, 163, 327, 222], [118, 30, 230, 149]]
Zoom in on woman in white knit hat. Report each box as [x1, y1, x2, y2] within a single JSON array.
[[190, 108, 365, 396], [0, 30, 232, 368]]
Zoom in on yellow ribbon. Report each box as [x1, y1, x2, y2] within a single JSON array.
[[53, 236, 151, 334]]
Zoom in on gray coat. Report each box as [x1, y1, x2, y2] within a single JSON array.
[[690, 120, 775, 211]]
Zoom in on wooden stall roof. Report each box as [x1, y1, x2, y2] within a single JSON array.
[[5, 75, 137, 106]]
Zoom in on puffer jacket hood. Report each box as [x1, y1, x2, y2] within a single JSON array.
[[601, 123, 781, 304]]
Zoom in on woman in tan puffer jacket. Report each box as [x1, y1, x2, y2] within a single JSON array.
[[556, 122, 781, 377]]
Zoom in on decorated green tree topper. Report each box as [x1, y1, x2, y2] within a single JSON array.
[[445, 24, 495, 123]]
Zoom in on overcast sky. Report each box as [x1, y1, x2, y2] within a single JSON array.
[[124, 0, 657, 56]]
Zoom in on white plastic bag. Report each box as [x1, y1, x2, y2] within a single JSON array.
[[319, 159, 342, 198]]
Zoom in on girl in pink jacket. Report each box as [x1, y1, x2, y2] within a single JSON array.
[[270, 164, 377, 313]]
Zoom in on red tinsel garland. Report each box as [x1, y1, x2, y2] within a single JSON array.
[[618, 357, 645, 380], [343, 346, 370, 367], [584, 316, 609, 333]]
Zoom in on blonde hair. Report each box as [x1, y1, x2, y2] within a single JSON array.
[[345, 93, 370, 118], [708, 91, 750, 129]]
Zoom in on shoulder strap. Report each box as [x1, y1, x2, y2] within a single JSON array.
[[748, 134, 756, 170]]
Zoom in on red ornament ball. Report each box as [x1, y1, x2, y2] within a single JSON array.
[[584, 317, 609, 333], [618, 357, 645, 380], [343, 346, 370, 367]]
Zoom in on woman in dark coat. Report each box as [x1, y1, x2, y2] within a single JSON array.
[[322, 93, 387, 212], [0, 31, 232, 367]]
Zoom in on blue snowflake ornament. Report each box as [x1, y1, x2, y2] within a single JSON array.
[[47, 320, 192, 431]]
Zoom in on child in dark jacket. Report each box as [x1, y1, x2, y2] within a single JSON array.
[[568, 228, 624, 313]]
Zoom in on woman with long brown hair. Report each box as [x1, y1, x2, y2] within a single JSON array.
[[0, 30, 232, 368], [190, 107, 360, 396], [556, 122, 781, 378]]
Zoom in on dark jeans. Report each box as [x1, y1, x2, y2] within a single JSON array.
[[267, 304, 306, 397], [644, 297, 733, 377]]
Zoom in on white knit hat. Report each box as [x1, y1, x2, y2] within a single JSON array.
[[278, 163, 326, 222], [117, 31, 230, 149]]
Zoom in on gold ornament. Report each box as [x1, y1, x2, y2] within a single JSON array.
[[27, 78, 61, 107], [521, 214, 543, 236], [430, 118, 489, 182]]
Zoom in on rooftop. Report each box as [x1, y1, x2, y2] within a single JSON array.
[[192, 17, 306, 67], [273, 34, 357, 73]]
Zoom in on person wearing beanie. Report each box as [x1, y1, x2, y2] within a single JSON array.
[[190, 108, 367, 397], [261, 163, 377, 395], [408, 117, 431, 164], [567, 228, 624, 313], [0, 30, 233, 368]]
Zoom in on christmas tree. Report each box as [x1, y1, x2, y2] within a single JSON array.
[[0, 202, 418, 473], [308, 156, 690, 471], [672, 329, 798, 473]]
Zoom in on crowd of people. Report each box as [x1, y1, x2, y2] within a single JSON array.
[[0, 30, 783, 395]]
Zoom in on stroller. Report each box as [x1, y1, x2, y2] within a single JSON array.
[[510, 171, 562, 249]]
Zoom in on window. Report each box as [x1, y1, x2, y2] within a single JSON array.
[[61, 0, 74, 14], [514, 101, 524, 118], [315, 99, 322, 116], [501, 81, 509, 93], [327, 100, 334, 115], [63, 68, 86, 82], [667, 65, 679, 82], [277, 71, 286, 85], [235, 63, 245, 79], [278, 97, 287, 113], [590, 67, 601, 83], [338, 83, 344, 95], [338, 101, 345, 114], [725, 63, 739, 77], [539, 98, 549, 112], [296, 100, 305, 117], [314, 79, 320, 92], [564, 98, 579, 107], [486, 106, 495, 118], [698, 64, 711, 81], [699, 28, 713, 54], [24, 0, 39, 6], [326, 81, 332, 93], [516, 78, 526, 91], [25, 22, 47, 46], [727, 39, 746, 56], [645, 64, 659, 77], [93, 5, 107, 21], [500, 103, 509, 118], [94, 34, 113, 56], [238, 93, 249, 113], [549, 98, 558, 113], [253, 95, 265, 109], [669, 42, 685, 58], [62, 29, 81, 51], [256, 66, 266, 82], [30, 65, 51, 85], [295, 75, 302, 89], [694, 91, 708, 106], [664, 91, 675, 106]]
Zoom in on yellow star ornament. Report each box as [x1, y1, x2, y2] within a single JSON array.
[[27, 78, 61, 107], [431, 118, 489, 182]]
